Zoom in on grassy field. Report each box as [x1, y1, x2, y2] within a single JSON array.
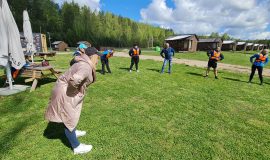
[[1, 55, 270, 159], [141, 50, 270, 69]]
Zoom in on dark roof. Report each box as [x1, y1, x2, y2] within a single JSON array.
[[199, 38, 222, 43], [165, 34, 199, 41]]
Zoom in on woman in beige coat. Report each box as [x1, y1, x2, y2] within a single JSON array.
[[45, 47, 99, 155]]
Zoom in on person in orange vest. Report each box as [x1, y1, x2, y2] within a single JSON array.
[[205, 47, 224, 79], [129, 44, 141, 72], [100, 49, 114, 74], [248, 49, 269, 85]]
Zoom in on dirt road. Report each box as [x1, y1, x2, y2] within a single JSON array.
[[114, 52, 270, 77]]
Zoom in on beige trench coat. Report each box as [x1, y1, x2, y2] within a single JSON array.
[[45, 54, 96, 131]]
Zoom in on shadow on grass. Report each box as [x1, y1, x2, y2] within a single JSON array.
[[223, 77, 249, 83], [1, 76, 57, 89], [186, 72, 203, 77], [0, 121, 27, 158], [119, 67, 130, 71], [43, 122, 71, 150], [146, 68, 160, 73], [0, 112, 40, 158], [96, 69, 103, 73], [222, 77, 269, 85]]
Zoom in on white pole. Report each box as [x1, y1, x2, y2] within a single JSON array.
[[6, 63, 13, 90]]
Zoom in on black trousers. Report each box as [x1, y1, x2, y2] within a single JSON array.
[[101, 59, 111, 74], [130, 56, 139, 70], [249, 65, 263, 83]]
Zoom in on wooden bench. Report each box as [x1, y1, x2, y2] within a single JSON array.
[[35, 52, 56, 60], [21, 66, 62, 92]]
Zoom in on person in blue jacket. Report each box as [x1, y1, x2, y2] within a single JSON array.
[[248, 49, 269, 85], [160, 43, 175, 74], [70, 43, 88, 66], [100, 49, 114, 74]]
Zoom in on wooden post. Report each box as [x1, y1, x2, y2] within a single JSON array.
[[30, 79, 38, 92]]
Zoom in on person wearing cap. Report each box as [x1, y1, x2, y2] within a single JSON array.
[[74, 43, 88, 56], [204, 47, 224, 79], [70, 43, 88, 66], [45, 47, 99, 155], [248, 49, 269, 85], [100, 49, 114, 74], [129, 44, 141, 72], [160, 43, 175, 74]]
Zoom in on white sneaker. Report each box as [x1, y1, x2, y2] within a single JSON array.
[[129, 70, 132, 72], [136, 70, 139, 73], [75, 130, 86, 138], [74, 144, 93, 155]]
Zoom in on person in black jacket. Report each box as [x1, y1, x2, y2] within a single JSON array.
[[129, 44, 141, 72]]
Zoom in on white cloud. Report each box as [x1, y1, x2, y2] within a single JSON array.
[[140, 0, 270, 39], [54, 0, 101, 12]]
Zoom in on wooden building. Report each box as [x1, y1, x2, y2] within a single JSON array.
[[165, 34, 199, 52], [221, 40, 236, 51], [20, 33, 48, 53], [197, 38, 222, 51], [253, 44, 259, 50], [52, 41, 69, 51], [77, 41, 91, 47], [246, 43, 254, 51], [236, 42, 247, 51], [259, 44, 264, 50]]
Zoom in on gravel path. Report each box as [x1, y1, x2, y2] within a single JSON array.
[[114, 52, 270, 77]]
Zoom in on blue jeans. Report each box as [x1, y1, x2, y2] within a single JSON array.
[[161, 59, 172, 73], [64, 127, 80, 149]]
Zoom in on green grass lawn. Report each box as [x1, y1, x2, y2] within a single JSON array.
[[142, 50, 270, 69], [1, 55, 270, 159]]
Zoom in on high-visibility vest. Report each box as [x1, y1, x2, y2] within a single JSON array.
[[106, 53, 113, 59], [133, 48, 140, 56], [210, 51, 221, 61], [255, 53, 267, 63]]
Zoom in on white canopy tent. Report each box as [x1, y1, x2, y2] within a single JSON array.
[[23, 10, 36, 62], [0, 0, 28, 95]]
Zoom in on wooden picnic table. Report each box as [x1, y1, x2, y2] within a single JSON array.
[[35, 52, 56, 60], [21, 65, 61, 92]]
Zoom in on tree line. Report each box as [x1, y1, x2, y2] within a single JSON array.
[[8, 0, 174, 48]]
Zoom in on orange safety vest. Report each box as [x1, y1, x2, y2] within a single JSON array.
[[133, 48, 140, 56], [255, 54, 267, 62], [106, 53, 113, 59], [210, 51, 221, 61]]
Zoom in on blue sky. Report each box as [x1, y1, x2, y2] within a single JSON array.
[[54, 0, 270, 39], [100, 0, 175, 21]]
